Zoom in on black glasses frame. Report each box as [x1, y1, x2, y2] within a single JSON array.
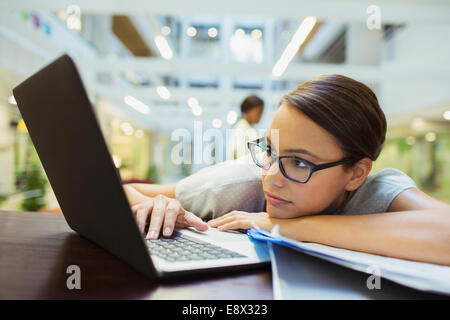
[[247, 137, 355, 184]]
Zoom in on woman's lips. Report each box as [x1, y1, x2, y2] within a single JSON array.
[[265, 192, 291, 206]]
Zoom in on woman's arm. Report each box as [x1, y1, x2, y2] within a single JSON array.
[[123, 183, 177, 206], [209, 188, 450, 265], [273, 207, 450, 265]]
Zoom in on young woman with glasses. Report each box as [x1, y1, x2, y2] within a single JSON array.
[[124, 75, 450, 265]]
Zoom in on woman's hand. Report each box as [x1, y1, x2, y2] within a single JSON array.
[[207, 211, 273, 232], [131, 194, 208, 240]]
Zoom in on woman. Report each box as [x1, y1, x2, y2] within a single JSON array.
[[228, 95, 265, 159], [124, 75, 450, 265]]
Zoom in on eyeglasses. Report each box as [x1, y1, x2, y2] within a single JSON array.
[[247, 138, 354, 183]]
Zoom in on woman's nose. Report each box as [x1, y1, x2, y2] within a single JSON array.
[[263, 161, 285, 188]]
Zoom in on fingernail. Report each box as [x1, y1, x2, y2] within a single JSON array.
[[164, 227, 171, 236], [148, 230, 157, 239]]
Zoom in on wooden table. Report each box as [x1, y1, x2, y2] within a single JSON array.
[[0, 210, 273, 299]]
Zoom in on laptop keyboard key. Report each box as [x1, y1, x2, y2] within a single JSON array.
[[146, 233, 247, 262]]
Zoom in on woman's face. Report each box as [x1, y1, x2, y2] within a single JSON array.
[[246, 106, 264, 124], [262, 103, 354, 219]]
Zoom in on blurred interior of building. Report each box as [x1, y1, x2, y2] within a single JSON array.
[[0, 0, 449, 212]]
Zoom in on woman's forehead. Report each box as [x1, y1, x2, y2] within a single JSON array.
[[267, 104, 343, 158]]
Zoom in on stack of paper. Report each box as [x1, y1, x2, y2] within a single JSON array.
[[247, 227, 450, 296]]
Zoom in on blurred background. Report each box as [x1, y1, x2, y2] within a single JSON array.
[[0, 0, 449, 212]]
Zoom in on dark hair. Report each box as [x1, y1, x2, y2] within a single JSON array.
[[240, 95, 264, 114], [280, 74, 386, 166]]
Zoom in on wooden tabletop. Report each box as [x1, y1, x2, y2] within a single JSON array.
[[0, 210, 273, 300]]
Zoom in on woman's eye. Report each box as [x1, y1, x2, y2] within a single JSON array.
[[295, 159, 307, 168]]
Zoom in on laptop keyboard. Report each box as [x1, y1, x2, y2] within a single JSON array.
[[146, 233, 247, 262]]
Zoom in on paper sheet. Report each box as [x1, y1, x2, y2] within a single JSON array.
[[248, 227, 450, 295]]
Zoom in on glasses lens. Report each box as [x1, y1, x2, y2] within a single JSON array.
[[250, 143, 271, 169], [280, 157, 312, 182]]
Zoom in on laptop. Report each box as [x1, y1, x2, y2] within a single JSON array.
[[13, 54, 270, 280]]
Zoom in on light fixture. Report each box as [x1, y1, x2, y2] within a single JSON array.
[[135, 129, 144, 139], [443, 111, 450, 120], [66, 4, 81, 31], [187, 97, 199, 108], [251, 29, 262, 40], [405, 136, 416, 146], [8, 95, 16, 104], [235, 28, 245, 37], [187, 97, 202, 116], [112, 155, 122, 168], [208, 27, 218, 38], [212, 118, 222, 128], [17, 118, 27, 133], [120, 122, 134, 136], [227, 110, 238, 125], [154, 35, 173, 60], [425, 132, 436, 142], [192, 106, 202, 116], [161, 26, 171, 36], [186, 26, 197, 37], [411, 117, 426, 131], [156, 86, 171, 100], [124, 95, 150, 114], [272, 16, 317, 78]]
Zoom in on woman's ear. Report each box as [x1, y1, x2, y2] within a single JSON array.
[[345, 157, 372, 191]]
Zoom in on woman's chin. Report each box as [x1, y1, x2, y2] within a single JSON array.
[[267, 204, 313, 219], [266, 205, 290, 219]]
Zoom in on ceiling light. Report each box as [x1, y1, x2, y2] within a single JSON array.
[[212, 119, 222, 128], [120, 122, 134, 136], [124, 95, 150, 114], [235, 28, 245, 37], [186, 26, 197, 37], [154, 35, 173, 60], [251, 29, 262, 40], [112, 155, 122, 168], [135, 129, 144, 139], [191, 105, 202, 116], [161, 26, 171, 36], [156, 86, 171, 100], [187, 97, 199, 108], [411, 118, 426, 131], [405, 136, 416, 146], [227, 110, 238, 125], [443, 111, 450, 120], [8, 95, 16, 104], [208, 27, 218, 38], [425, 132, 436, 142], [272, 16, 317, 78]]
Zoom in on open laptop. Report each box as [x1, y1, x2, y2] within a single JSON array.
[[13, 54, 270, 280]]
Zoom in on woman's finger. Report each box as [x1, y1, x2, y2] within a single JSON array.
[[217, 219, 250, 232], [134, 200, 154, 233], [208, 215, 238, 228], [208, 211, 246, 226], [182, 210, 209, 231], [146, 195, 167, 239], [162, 199, 181, 237]]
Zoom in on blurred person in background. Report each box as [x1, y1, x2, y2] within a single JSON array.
[[228, 95, 264, 159]]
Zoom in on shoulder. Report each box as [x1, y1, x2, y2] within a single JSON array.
[[340, 168, 417, 215], [365, 168, 417, 188], [175, 154, 265, 218], [233, 118, 251, 130]]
